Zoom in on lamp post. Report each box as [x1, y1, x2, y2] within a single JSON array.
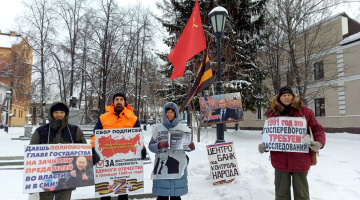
[[4, 91, 12, 133], [143, 95, 147, 131], [209, 6, 228, 143], [184, 70, 193, 128]]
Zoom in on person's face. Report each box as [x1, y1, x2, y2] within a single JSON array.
[[165, 109, 176, 122], [218, 99, 227, 109], [159, 149, 168, 160], [114, 97, 125, 113], [52, 111, 66, 120], [76, 157, 87, 170], [279, 93, 294, 106]]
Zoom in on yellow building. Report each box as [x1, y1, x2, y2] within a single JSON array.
[[239, 13, 360, 133], [0, 31, 33, 126]]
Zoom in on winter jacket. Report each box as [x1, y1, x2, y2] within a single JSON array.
[[91, 103, 140, 164], [30, 101, 86, 145], [267, 94, 326, 172], [149, 102, 192, 196]]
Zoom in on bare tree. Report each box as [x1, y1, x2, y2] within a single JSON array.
[[20, 0, 58, 124], [260, 0, 347, 104]]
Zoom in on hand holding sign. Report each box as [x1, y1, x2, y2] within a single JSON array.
[[158, 141, 169, 149], [189, 142, 195, 150]]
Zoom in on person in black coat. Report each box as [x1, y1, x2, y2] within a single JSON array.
[[153, 149, 180, 175], [65, 156, 94, 188], [212, 98, 239, 122]]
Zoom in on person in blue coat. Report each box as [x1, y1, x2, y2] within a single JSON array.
[[148, 102, 195, 200]]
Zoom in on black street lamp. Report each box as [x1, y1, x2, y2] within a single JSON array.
[[143, 95, 147, 131], [184, 70, 193, 128], [209, 6, 228, 143], [4, 90, 12, 133]]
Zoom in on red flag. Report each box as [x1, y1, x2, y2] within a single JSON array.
[[167, 0, 206, 81]]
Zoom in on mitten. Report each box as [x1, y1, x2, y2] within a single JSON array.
[[189, 142, 195, 150], [141, 146, 147, 160], [302, 135, 311, 145], [309, 141, 323, 152], [158, 141, 169, 149], [258, 143, 266, 154]]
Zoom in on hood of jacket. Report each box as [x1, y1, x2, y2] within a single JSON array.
[[162, 102, 180, 129], [49, 101, 69, 130], [270, 94, 303, 116]]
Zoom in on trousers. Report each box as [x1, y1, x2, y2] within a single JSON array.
[[39, 189, 72, 200], [157, 196, 181, 200], [275, 169, 309, 200]]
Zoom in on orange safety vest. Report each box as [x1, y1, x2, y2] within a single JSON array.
[[90, 104, 138, 147]]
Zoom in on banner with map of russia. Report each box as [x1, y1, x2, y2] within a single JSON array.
[[94, 128, 144, 197]]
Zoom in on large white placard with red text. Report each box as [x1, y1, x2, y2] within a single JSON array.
[[94, 128, 144, 197], [262, 117, 309, 153]]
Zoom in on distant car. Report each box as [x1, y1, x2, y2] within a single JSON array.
[[0, 123, 4, 129]]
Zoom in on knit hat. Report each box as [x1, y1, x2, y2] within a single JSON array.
[[166, 105, 176, 112], [51, 103, 68, 114], [278, 86, 294, 98], [113, 93, 126, 104]]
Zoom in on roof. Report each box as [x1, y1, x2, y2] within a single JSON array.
[[0, 34, 22, 49], [340, 31, 360, 45]]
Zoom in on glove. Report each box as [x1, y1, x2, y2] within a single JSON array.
[[141, 146, 147, 160], [302, 135, 311, 145], [158, 141, 169, 149], [309, 141, 323, 152], [258, 143, 266, 154], [189, 142, 195, 150]]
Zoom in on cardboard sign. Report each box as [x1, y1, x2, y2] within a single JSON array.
[[206, 142, 239, 184], [94, 128, 144, 197], [262, 117, 309, 153], [23, 144, 93, 193]]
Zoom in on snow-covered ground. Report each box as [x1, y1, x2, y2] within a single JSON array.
[[0, 126, 359, 200]]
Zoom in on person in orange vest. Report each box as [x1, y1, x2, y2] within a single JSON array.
[[90, 92, 147, 200]]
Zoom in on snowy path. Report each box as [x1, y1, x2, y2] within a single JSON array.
[[0, 127, 359, 200]]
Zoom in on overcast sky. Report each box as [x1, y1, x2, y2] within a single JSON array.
[[0, 0, 161, 33], [1, 0, 360, 33]]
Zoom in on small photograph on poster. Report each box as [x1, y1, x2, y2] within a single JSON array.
[[168, 132, 192, 150], [199, 92, 244, 125]]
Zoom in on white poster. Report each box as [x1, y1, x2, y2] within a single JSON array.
[[23, 144, 93, 194], [168, 133, 192, 150], [262, 117, 309, 153], [206, 142, 239, 183], [94, 128, 144, 197]]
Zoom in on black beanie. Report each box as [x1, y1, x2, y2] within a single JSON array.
[[113, 92, 126, 104], [51, 104, 68, 114], [278, 86, 294, 98]]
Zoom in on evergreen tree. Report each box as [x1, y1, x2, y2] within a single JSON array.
[[156, 0, 269, 112]]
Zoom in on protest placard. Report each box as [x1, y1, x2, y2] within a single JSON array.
[[168, 132, 192, 150], [94, 128, 144, 197], [206, 142, 239, 185], [23, 144, 93, 194], [199, 92, 243, 125], [262, 117, 309, 153]]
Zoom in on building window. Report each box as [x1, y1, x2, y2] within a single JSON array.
[[14, 109, 16, 117], [313, 61, 324, 80], [315, 98, 325, 117]]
